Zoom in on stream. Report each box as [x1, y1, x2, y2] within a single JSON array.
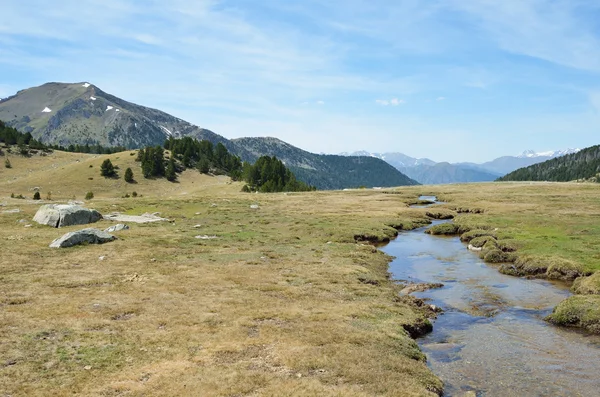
[[381, 197, 600, 396]]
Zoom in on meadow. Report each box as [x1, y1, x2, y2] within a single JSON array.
[[1, 149, 600, 395]]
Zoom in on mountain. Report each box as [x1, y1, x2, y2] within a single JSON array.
[[0, 81, 249, 157], [340, 148, 581, 184], [498, 145, 600, 182], [340, 151, 498, 184], [340, 151, 436, 168], [0, 82, 417, 190], [397, 162, 501, 185], [460, 149, 582, 175], [517, 149, 580, 158], [233, 137, 419, 189]]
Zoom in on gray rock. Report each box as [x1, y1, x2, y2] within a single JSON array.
[[103, 212, 167, 223], [33, 204, 102, 228], [250, 204, 260, 209], [104, 224, 129, 233], [49, 228, 116, 248]]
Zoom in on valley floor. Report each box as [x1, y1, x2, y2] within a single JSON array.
[[2, 149, 600, 396]]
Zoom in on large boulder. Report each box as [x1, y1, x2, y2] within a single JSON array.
[[49, 228, 117, 248], [33, 204, 102, 228]]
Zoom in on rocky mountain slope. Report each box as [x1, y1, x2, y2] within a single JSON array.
[[233, 137, 419, 189], [498, 145, 600, 182], [0, 82, 246, 156], [0, 82, 417, 190]]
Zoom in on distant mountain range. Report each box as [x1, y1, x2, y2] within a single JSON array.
[[341, 149, 581, 184], [0, 82, 417, 190], [499, 145, 600, 182]]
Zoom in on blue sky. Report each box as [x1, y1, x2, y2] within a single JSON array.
[[1, 0, 600, 162]]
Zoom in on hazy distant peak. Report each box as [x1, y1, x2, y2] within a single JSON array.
[[517, 148, 580, 158]]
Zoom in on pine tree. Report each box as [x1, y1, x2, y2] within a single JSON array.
[[124, 167, 134, 183], [33, 191, 41, 200], [100, 159, 116, 177], [166, 157, 177, 181]]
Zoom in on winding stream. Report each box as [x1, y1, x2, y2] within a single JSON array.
[[382, 198, 600, 396]]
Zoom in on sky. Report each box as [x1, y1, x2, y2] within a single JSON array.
[[1, 0, 600, 162]]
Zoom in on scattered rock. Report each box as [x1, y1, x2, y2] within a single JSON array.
[[24, 224, 32, 228], [84, 365, 92, 370], [34, 204, 102, 228], [250, 204, 260, 209], [68, 200, 84, 205], [467, 244, 482, 252], [195, 235, 218, 240], [49, 228, 117, 248], [193, 224, 202, 228], [195, 212, 201, 215], [2, 208, 21, 214], [103, 212, 167, 223], [104, 224, 129, 233], [98, 256, 106, 261]]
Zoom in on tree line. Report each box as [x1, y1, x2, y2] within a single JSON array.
[[138, 137, 314, 192], [498, 145, 600, 182]]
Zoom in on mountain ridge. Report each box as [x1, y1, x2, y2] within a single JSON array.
[[0, 82, 417, 190]]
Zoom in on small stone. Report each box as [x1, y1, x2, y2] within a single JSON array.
[[250, 204, 259, 209], [84, 365, 92, 370], [296, 373, 302, 378], [98, 256, 106, 261], [195, 235, 218, 240], [195, 212, 201, 215], [193, 224, 202, 228], [24, 224, 32, 228]]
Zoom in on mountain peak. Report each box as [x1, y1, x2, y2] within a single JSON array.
[[517, 148, 581, 158]]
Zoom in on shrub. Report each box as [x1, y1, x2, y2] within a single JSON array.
[[132, 191, 138, 197], [33, 191, 41, 200], [46, 191, 52, 200], [241, 184, 251, 193], [4, 159, 11, 168], [85, 191, 94, 200]]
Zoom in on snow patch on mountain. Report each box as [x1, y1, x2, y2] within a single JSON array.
[[160, 126, 173, 136], [82, 83, 90, 88], [518, 148, 580, 158], [106, 106, 113, 111], [42, 107, 51, 113], [90, 96, 96, 101]]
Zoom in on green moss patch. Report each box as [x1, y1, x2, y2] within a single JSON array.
[[425, 223, 459, 235], [572, 272, 600, 295], [546, 295, 600, 334], [460, 229, 496, 243]]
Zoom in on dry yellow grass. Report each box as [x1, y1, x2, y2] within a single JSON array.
[[1, 150, 443, 396]]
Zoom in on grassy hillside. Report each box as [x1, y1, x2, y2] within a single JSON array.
[[498, 145, 600, 182], [233, 137, 419, 189]]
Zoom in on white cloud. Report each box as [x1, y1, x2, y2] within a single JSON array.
[[436, 96, 445, 101], [317, 100, 325, 105], [376, 98, 404, 106]]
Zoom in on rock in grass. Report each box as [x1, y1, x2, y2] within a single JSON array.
[[49, 228, 116, 248], [34, 204, 102, 228], [546, 295, 600, 334], [104, 224, 129, 233]]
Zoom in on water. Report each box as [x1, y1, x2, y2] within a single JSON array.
[[381, 198, 600, 396]]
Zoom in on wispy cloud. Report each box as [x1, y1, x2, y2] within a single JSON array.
[[376, 98, 405, 106], [0, 0, 599, 162]]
